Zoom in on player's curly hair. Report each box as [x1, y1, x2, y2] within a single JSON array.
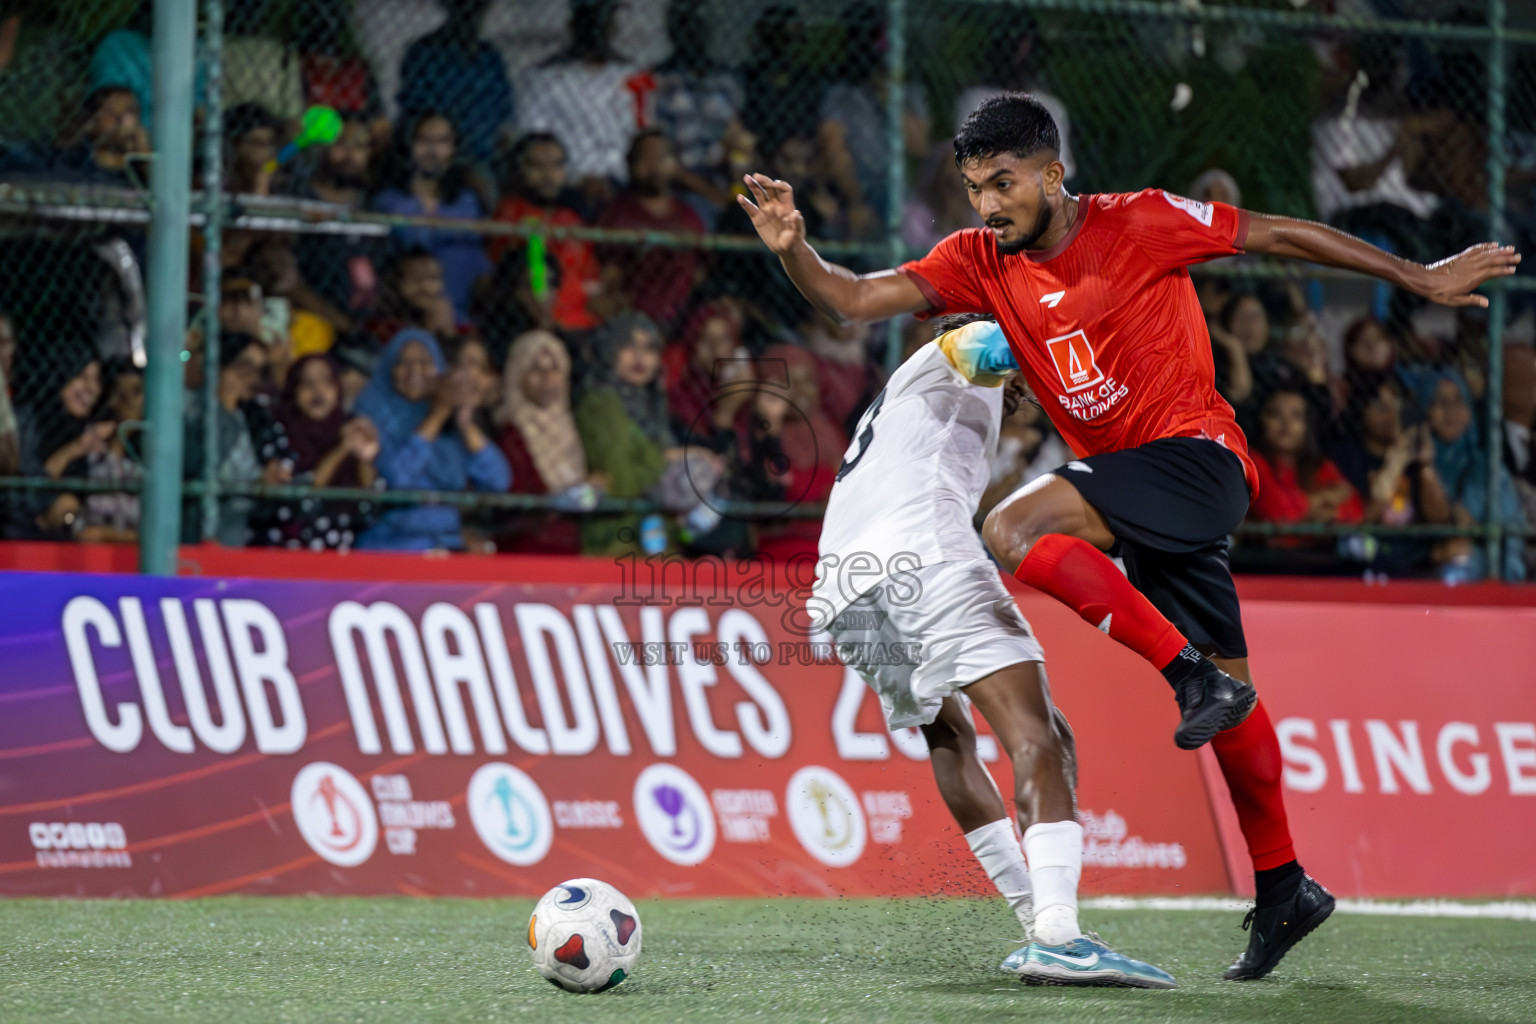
[[953, 93, 1060, 167]]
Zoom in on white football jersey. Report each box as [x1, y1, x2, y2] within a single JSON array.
[[810, 340, 1004, 627]]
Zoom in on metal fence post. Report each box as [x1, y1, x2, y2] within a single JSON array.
[[1486, 0, 1508, 578], [884, 0, 908, 378], [201, 0, 225, 543], [139, 0, 198, 575]]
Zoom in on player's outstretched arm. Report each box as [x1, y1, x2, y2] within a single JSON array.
[[737, 173, 927, 323], [1243, 213, 1520, 309]]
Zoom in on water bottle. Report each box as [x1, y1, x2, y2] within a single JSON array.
[[639, 514, 668, 555]]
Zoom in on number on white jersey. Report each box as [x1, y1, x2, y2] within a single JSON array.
[[835, 389, 886, 481]]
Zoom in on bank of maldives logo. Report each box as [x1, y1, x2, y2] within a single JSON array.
[[786, 766, 866, 867], [633, 764, 715, 866], [1045, 329, 1104, 394], [291, 762, 378, 867], [467, 763, 553, 866]]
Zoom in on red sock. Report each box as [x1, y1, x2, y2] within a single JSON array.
[[1014, 533, 1188, 669], [1210, 700, 1296, 871]]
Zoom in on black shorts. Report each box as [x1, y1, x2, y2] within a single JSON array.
[[1054, 437, 1251, 659]]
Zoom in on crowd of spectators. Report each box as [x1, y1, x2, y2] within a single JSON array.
[[0, 0, 1532, 581]]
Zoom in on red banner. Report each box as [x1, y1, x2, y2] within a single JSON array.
[[0, 569, 1228, 900], [1209, 598, 1536, 900]]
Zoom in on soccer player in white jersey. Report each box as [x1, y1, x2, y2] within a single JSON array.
[[809, 314, 1174, 988]]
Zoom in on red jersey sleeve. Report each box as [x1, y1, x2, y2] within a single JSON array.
[[897, 230, 991, 319], [1122, 189, 1249, 273]]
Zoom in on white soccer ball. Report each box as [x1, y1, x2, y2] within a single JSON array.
[[528, 878, 643, 993]]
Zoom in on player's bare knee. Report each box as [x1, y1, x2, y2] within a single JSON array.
[[982, 505, 1041, 574]]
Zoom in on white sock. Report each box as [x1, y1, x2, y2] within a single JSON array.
[[1023, 820, 1084, 946], [965, 818, 1035, 935]]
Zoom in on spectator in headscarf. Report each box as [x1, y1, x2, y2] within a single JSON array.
[[575, 313, 696, 555], [354, 328, 510, 551], [88, 0, 207, 135], [1420, 370, 1527, 581], [252, 354, 380, 549], [494, 331, 590, 553]]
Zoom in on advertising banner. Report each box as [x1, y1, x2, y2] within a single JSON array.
[[0, 569, 1228, 900], [1229, 599, 1536, 900]]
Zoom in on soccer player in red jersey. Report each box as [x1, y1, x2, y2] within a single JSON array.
[[738, 94, 1520, 980]]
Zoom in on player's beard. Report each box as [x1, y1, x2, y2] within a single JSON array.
[[994, 189, 1054, 256]]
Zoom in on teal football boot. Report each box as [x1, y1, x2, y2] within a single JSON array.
[[1002, 934, 1176, 989]]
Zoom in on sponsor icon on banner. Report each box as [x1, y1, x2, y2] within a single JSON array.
[[291, 762, 378, 867], [633, 764, 716, 866], [786, 766, 867, 867], [467, 764, 553, 866]]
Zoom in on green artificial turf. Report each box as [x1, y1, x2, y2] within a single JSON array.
[[1, 896, 1533, 1024]]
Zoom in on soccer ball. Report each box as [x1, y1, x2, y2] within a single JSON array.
[[528, 878, 642, 993]]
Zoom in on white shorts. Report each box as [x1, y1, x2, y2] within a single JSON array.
[[826, 559, 1045, 730]]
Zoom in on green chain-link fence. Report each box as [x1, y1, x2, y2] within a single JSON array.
[[1, 0, 1534, 581]]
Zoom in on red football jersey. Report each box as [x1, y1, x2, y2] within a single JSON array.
[[899, 189, 1258, 496]]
